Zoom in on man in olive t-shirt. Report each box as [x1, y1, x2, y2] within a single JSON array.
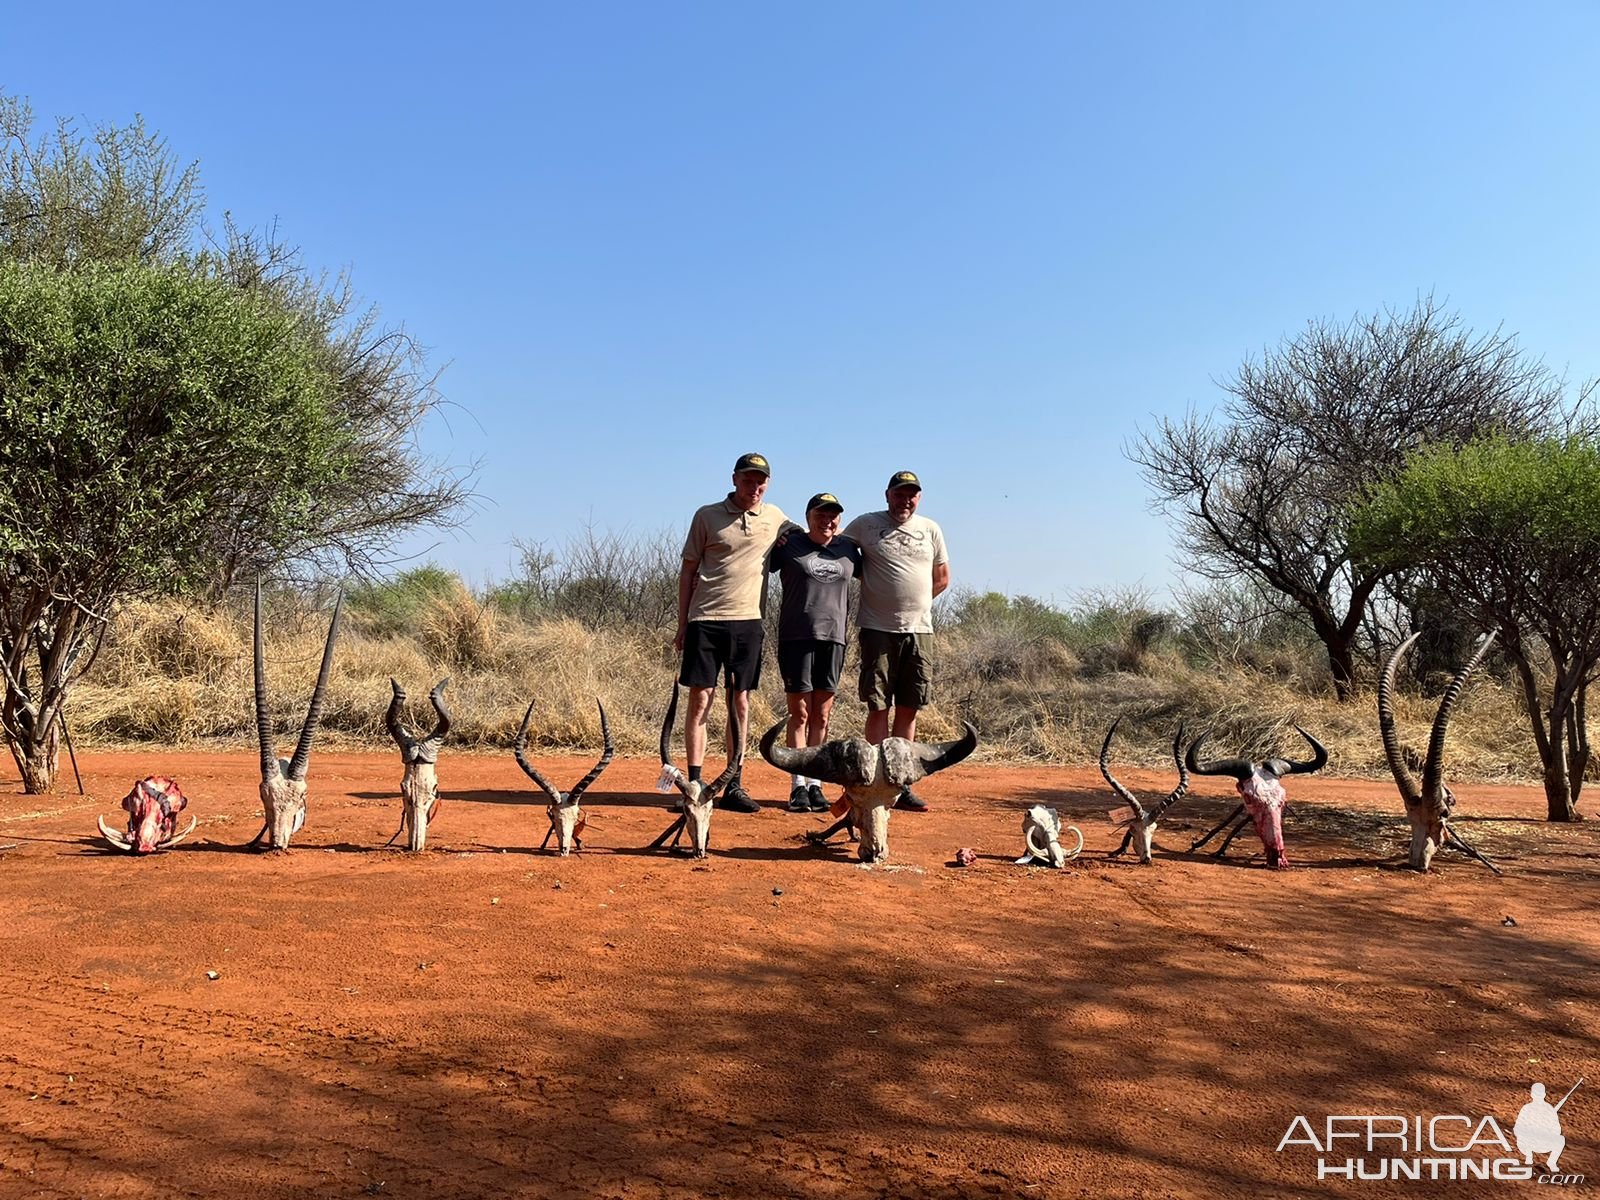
[[675, 452, 792, 813], [841, 469, 950, 811]]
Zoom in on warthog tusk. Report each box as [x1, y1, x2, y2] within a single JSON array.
[[1060, 824, 1084, 860], [160, 816, 199, 849], [1025, 824, 1053, 859], [97, 816, 132, 851]]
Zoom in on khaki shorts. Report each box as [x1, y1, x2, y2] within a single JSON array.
[[858, 629, 933, 711]]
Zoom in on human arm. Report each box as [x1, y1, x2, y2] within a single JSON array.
[[676, 560, 698, 653], [932, 561, 950, 598]]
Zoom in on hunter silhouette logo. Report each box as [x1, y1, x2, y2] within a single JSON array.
[[1276, 1077, 1584, 1185]]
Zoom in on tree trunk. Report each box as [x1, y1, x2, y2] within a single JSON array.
[[1327, 639, 1357, 704], [9, 722, 60, 795]]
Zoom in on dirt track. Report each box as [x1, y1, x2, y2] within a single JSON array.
[[0, 750, 1595, 1198]]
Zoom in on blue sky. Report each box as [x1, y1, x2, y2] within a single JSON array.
[[6, 2, 1598, 605]]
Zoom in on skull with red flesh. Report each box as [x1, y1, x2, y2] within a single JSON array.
[[97, 776, 196, 854], [1185, 727, 1328, 869]]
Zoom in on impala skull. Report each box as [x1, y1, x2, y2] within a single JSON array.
[[651, 686, 742, 858], [513, 697, 614, 855], [386, 676, 452, 851], [1101, 717, 1190, 864]]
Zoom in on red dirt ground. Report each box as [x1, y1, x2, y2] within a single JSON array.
[[0, 750, 1595, 1198]]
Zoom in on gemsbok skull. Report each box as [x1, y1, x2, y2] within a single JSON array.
[[1185, 726, 1327, 869], [513, 698, 614, 855], [651, 686, 742, 858], [1102, 717, 1190, 864], [1379, 630, 1500, 874], [97, 776, 197, 854], [759, 719, 978, 863], [385, 676, 452, 851], [1017, 804, 1083, 868], [250, 578, 343, 851]]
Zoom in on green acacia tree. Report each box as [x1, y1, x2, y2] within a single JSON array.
[[0, 262, 367, 791], [1351, 437, 1600, 822]]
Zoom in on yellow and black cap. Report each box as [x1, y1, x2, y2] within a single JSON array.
[[734, 452, 771, 476], [806, 492, 844, 514], [886, 470, 922, 491]]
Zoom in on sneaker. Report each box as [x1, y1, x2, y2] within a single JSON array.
[[786, 785, 811, 813], [807, 784, 829, 812], [718, 785, 761, 814], [893, 788, 929, 812]]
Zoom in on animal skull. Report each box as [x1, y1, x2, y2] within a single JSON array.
[[250, 577, 343, 851], [759, 719, 978, 863], [1018, 804, 1083, 868], [1184, 727, 1327, 868], [1101, 717, 1189, 865], [651, 686, 742, 858], [386, 676, 452, 851], [513, 697, 614, 856], [97, 776, 196, 854]]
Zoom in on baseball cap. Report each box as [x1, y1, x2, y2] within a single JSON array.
[[806, 492, 844, 514], [886, 470, 922, 491], [734, 452, 771, 476]]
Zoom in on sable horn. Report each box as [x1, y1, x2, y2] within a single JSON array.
[[566, 699, 614, 804], [1421, 630, 1496, 803], [254, 577, 277, 778], [1184, 731, 1254, 782], [287, 590, 344, 782], [1379, 631, 1423, 805], [512, 700, 562, 803]]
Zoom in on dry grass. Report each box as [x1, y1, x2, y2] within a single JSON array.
[[64, 595, 1541, 781]]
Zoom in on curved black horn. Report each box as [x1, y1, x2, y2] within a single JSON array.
[[425, 676, 452, 744], [287, 590, 344, 781], [911, 720, 979, 776], [759, 719, 823, 775], [254, 577, 277, 777], [701, 704, 745, 802], [1154, 721, 1190, 817], [1379, 632, 1422, 805], [1098, 716, 1144, 815], [1422, 631, 1496, 802], [659, 685, 680, 766], [512, 700, 561, 802], [1275, 726, 1328, 776], [1184, 731, 1254, 782], [386, 677, 412, 750], [567, 699, 614, 803]]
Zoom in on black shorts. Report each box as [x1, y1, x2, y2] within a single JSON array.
[[858, 629, 933, 710], [778, 639, 845, 694], [679, 619, 765, 690]]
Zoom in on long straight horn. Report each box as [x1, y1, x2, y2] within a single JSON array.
[[911, 721, 979, 777], [1184, 731, 1254, 781], [512, 701, 561, 802], [1153, 721, 1190, 818], [1422, 630, 1496, 802], [1098, 716, 1144, 816], [425, 677, 452, 743], [254, 577, 277, 777], [1379, 631, 1423, 804], [287, 590, 344, 781], [567, 699, 614, 802]]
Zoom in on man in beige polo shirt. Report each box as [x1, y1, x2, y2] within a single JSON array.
[[674, 452, 792, 813], [842, 469, 950, 811]]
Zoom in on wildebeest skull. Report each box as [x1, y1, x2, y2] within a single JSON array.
[[1184, 727, 1327, 868], [1017, 804, 1083, 868], [652, 686, 742, 858], [249, 578, 343, 851], [759, 719, 978, 863], [385, 676, 452, 852], [97, 776, 196, 854], [513, 697, 614, 856]]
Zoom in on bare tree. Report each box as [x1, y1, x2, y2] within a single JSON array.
[[1131, 299, 1569, 700]]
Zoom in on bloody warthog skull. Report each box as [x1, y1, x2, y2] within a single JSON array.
[[98, 776, 196, 854]]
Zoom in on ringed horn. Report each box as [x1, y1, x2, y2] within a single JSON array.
[[1101, 716, 1189, 863], [513, 697, 614, 855], [1379, 629, 1501, 874]]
